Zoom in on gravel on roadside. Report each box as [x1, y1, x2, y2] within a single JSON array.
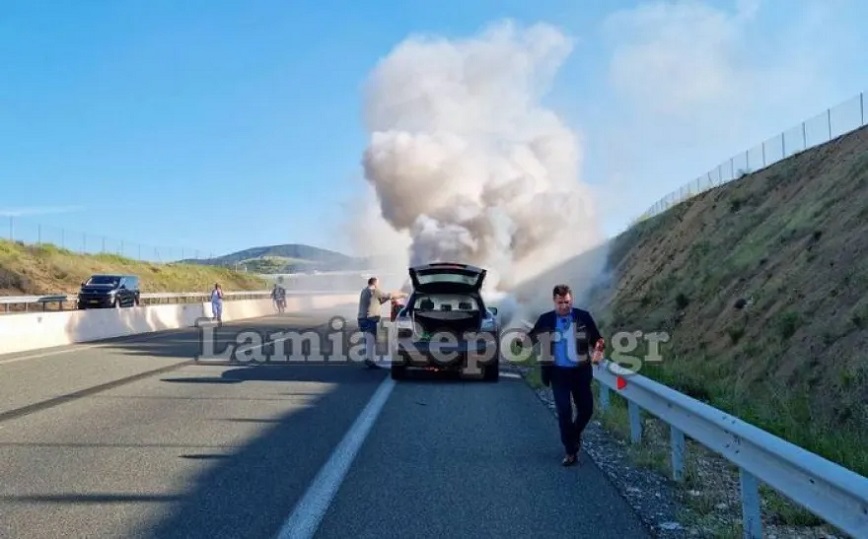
[[502, 361, 849, 539]]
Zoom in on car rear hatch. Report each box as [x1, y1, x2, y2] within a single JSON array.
[[412, 309, 480, 336], [408, 263, 486, 294]]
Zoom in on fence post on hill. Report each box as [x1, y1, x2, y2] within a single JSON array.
[[827, 108, 832, 140]]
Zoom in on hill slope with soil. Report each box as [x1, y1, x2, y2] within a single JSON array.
[[0, 240, 266, 297], [587, 124, 868, 476]]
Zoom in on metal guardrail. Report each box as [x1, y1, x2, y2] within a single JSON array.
[[594, 360, 868, 538], [0, 289, 360, 313], [0, 294, 72, 309]]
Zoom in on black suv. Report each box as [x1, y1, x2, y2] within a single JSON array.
[[77, 274, 141, 309], [391, 262, 500, 381]]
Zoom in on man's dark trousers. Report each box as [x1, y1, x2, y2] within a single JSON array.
[[550, 363, 594, 456]]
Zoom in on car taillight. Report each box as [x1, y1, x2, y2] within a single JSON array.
[[395, 316, 412, 329], [395, 316, 413, 338]]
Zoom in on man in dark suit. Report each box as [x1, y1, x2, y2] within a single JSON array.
[[527, 284, 604, 466]]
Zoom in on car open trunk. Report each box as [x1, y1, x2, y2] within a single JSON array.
[[412, 311, 480, 336]]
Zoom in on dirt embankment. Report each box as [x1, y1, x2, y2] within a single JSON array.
[[587, 124, 868, 476], [0, 240, 266, 297]]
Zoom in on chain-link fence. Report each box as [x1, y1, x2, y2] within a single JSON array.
[[634, 89, 867, 224], [1, 216, 215, 263]]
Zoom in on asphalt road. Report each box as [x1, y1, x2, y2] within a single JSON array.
[[0, 312, 651, 538]]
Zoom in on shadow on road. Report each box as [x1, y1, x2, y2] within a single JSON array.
[[94, 313, 379, 367], [0, 363, 386, 537], [138, 364, 384, 538]]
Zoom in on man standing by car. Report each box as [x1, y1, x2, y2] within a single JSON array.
[[527, 284, 605, 466], [358, 277, 406, 368]]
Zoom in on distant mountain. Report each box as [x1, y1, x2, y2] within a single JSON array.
[[178, 243, 376, 273]]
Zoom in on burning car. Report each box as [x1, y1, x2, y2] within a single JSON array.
[[390, 262, 500, 381]]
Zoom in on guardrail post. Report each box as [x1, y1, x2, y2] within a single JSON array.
[[739, 468, 762, 538], [628, 400, 642, 444], [670, 426, 685, 481], [599, 384, 610, 411]]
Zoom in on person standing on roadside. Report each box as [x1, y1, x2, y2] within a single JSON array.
[[278, 284, 286, 312], [527, 284, 605, 467], [211, 283, 224, 326], [271, 283, 286, 313], [358, 276, 406, 369]]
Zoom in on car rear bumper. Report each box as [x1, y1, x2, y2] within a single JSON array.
[[394, 333, 499, 370]]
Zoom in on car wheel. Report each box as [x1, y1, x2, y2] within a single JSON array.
[[482, 362, 499, 382], [482, 346, 500, 382], [391, 364, 407, 380]]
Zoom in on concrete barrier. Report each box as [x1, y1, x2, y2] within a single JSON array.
[[0, 293, 360, 356]]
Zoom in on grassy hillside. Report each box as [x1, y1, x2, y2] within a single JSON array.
[[179, 243, 370, 273], [587, 124, 868, 476], [233, 256, 318, 274], [0, 240, 267, 296]]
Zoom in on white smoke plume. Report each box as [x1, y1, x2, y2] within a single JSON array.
[[358, 20, 604, 308]]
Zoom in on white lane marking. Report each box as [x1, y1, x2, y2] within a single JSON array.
[[275, 375, 396, 539]]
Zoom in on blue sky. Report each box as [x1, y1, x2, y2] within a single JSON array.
[[2, 0, 867, 262]]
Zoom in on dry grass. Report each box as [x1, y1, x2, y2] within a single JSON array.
[[511, 338, 846, 535], [587, 124, 868, 478], [0, 239, 266, 297], [591, 386, 843, 537]]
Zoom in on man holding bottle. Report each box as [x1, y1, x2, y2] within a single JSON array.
[[526, 284, 605, 467]]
